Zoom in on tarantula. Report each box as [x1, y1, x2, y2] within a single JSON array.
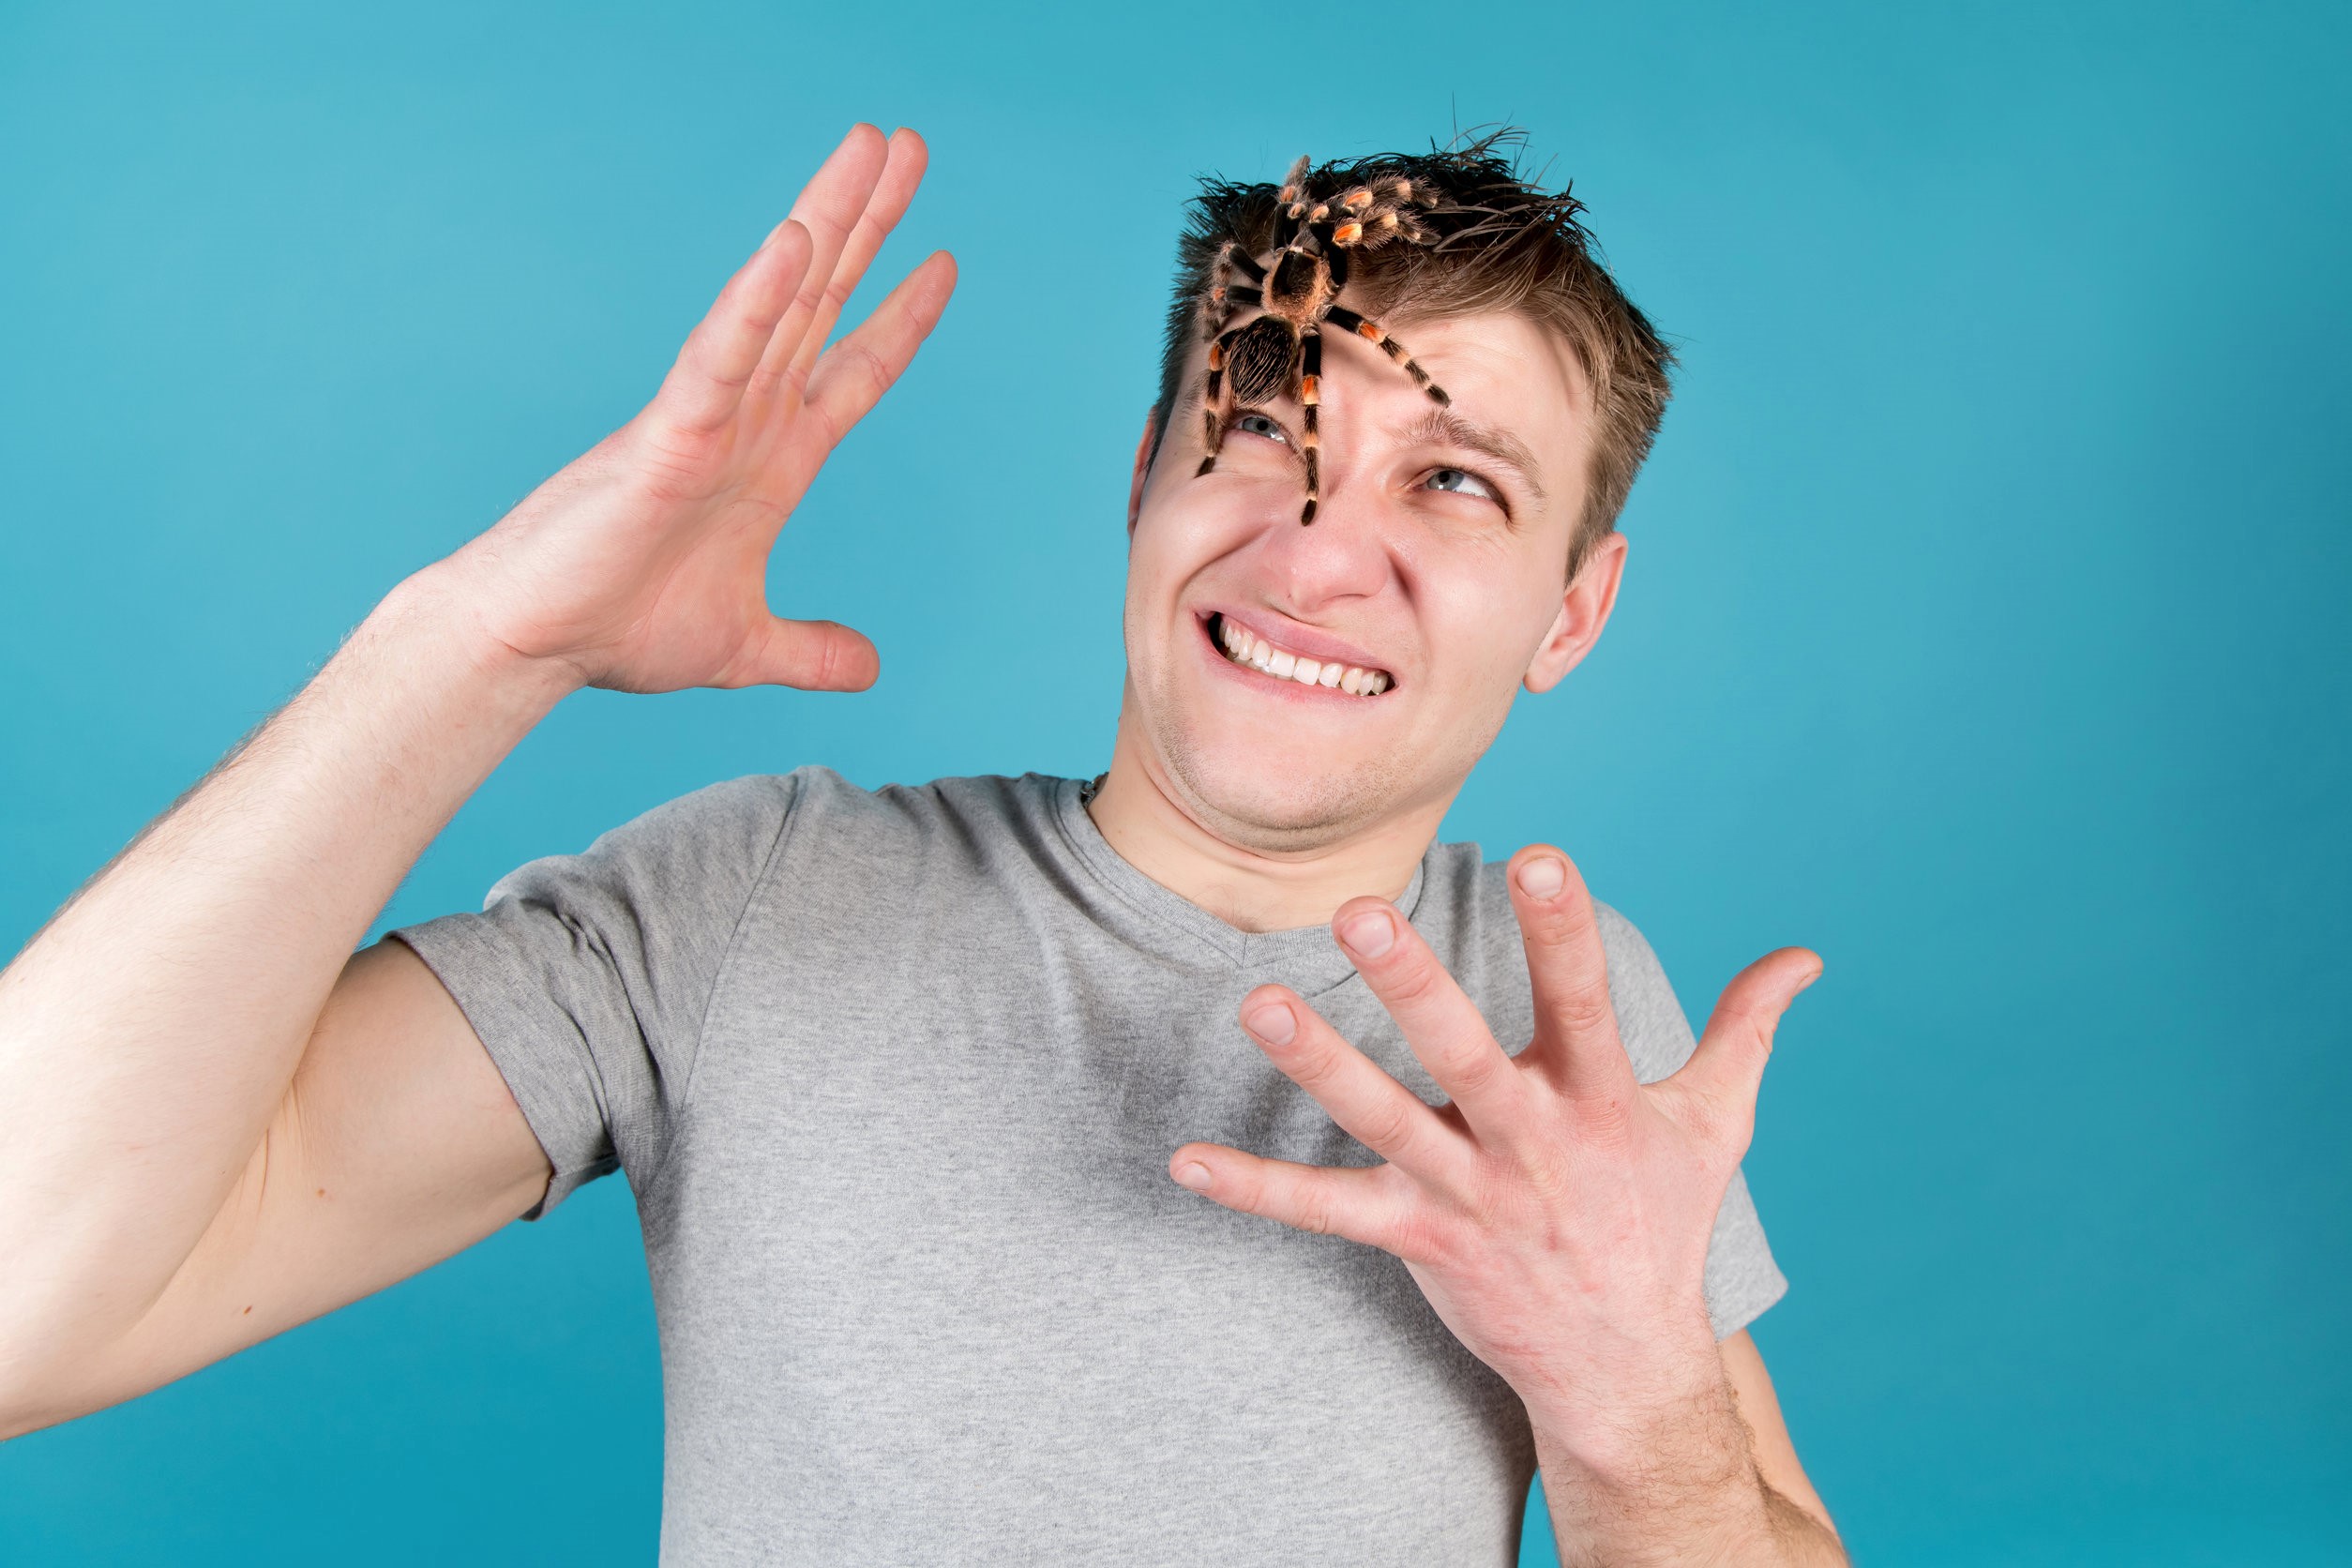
[[1194, 156, 1453, 524]]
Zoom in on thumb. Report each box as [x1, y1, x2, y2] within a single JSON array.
[[1675, 946, 1822, 1127], [731, 615, 880, 692]]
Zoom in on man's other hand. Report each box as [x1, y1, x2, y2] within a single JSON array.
[[438, 123, 956, 697]]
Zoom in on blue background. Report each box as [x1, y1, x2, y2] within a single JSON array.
[[3, 1, 2345, 1562]]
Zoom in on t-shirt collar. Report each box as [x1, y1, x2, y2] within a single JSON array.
[[1047, 775, 1431, 996]]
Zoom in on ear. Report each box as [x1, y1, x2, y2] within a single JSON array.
[[1127, 408, 1160, 535], [1523, 531, 1628, 694]]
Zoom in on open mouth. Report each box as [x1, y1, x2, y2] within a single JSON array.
[[1204, 612, 1393, 697]]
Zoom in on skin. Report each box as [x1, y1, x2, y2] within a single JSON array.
[[0, 124, 1839, 1560]]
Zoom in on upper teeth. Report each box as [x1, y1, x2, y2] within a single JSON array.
[[1216, 615, 1391, 695]]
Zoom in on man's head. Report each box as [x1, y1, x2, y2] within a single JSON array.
[[1116, 135, 1676, 854]]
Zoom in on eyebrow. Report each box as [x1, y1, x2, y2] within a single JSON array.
[[1395, 408, 1548, 501]]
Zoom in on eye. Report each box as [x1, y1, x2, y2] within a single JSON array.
[[1232, 412, 1290, 446], [1424, 466, 1500, 503]]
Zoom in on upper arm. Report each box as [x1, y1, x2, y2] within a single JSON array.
[[1721, 1329, 1838, 1538], [26, 939, 551, 1430]]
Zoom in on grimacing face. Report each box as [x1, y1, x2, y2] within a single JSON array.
[[1119, 308, 1628, 852]]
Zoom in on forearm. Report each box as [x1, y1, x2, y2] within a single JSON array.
[[1532, 1376, 1847, 1567], [0, 561, 575, 1390]]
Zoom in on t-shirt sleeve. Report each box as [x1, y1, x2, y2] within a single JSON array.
[[1597, 903, 1792, 1340], [388, 772, 801, 1219]]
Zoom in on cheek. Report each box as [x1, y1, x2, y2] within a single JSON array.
[[1121, 500, 1219, 664], [1409, 544, 1563, 689], [1124, 484, 1192, 593], [1127, 483, 1264, 610]]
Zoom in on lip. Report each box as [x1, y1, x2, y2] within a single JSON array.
[[1198, 608, 1395, 682], [1193, 609, 1400, 701]]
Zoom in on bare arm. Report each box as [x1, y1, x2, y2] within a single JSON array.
[[1722, 1330, 1841, 1554], [1529, 1330, 1842, 1566], [0, 582, 564, 1439], [0, 124, 954, 1438]]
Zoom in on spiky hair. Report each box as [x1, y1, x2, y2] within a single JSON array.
[[1152, 130, 1676, 574]]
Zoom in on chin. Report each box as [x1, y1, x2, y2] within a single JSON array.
[[1152, 707, 1417, 850]]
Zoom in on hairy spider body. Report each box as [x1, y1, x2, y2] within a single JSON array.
[[1194, 156, 1452, 523]]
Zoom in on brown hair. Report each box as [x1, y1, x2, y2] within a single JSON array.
[[1151, 132, 1676, 577]]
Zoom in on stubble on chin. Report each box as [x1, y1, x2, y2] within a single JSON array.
[[1150, 698, 1416, 854]]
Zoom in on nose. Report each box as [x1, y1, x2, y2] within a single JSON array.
[[1255, 467, 1392, 616]]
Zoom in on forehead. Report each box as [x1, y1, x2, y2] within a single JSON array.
[[1373, 309, 1590, 433], [1178, 307, 1593, 467]]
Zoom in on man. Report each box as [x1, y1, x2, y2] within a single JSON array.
[[0, 125, 1843, 1563]]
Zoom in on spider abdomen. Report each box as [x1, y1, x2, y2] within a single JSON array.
[[1226, 317, 1298, 405]]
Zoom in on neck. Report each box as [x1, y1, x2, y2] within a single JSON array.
[[1086, 704, 1455, 935]]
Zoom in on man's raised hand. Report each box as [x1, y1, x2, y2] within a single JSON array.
[[438, 124, 955, 696], [1168, 847, 1820, 1463]]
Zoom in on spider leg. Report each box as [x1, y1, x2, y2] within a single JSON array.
[[1332, 203, 1421, 249], [1328, 179, 1440, 249], [1298, 326, 1322, 525], [1333, 174, 1420, 216], [1277, 156, 1311, 211], [1201, 241, 1269, 339], [1224, 284, 1262, 309], [1324, 306, 1451, 406], [1196, 327, 1245, 475]]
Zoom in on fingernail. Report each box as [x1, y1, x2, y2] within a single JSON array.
[[1516, 856, 1566, 898], [1798, 965, 1824, 992], [1338, 909, 1395, 958], [1244, 1002, 1297, 1045], [1173, 1162, 1212, 1191]]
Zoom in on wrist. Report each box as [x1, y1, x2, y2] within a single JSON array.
[[1521, 1326, 1770, 1538], [1531, 1374, 1773, 1567], [375, 559, 590, 713], [1530, 1368, 1752, 1491], [1515, 1310, 1727, 1477]]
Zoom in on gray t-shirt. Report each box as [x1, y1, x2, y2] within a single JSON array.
[[392, 767, 1786, 1566]]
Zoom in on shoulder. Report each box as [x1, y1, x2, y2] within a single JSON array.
[[632, 768, 1086, 893], [474, 772, 810, 924], [621, 767, 1063, 836], [761, 768, 1073, 855]]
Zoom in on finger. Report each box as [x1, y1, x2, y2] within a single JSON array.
[[1236, 985, 1470, 1187], [748, 124, 893, 402], [653, 220, 815, 433], [1168, 1143, 1415, 1255], [786, 126, 931, 384], [1670, 947, 1822, 1145], [720, 615, 879, 693], [1331, 897, 1534, 1153], [1505, 845, 1639, 1103], [803, 250, 958, 442]]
